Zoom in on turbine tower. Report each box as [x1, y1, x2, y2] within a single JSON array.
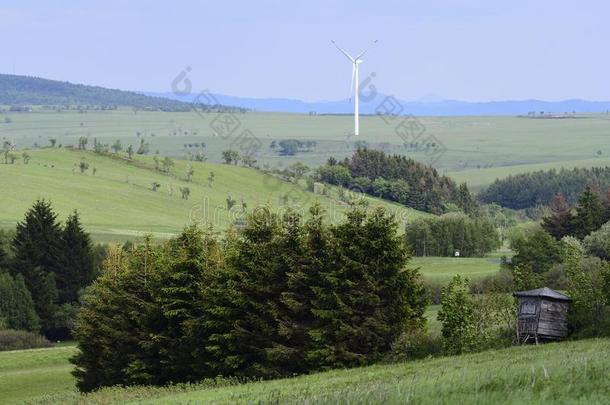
[[331, 40, 377, 136]]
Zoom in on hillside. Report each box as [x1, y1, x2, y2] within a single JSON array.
[[0, 148, 428, 241], [3, 338, 610, 404], [0, 74, 192, 110]]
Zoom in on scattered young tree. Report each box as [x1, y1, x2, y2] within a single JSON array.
[[180, 187, 190, 200], [126, 144, 134, 159], [49, 138, 57, 148], [136, 138, 149, 155], [222, 150, 240, 165], [111, 139, 122, 154], [22, 152, 30, 164], [79, 160, 89, 174], [162, 157, 174, 173], [207, 171, 215, 188], [185, 166, 194, 182], [151, 181, 161, 192], [226, 194, 236, 210], [78, 137, 88, 150]]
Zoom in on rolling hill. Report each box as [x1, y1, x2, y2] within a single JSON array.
[[0, 74, 192, 110], [0, 148, 428, 242]]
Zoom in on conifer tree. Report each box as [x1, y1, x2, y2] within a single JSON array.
[[58, 210, 95, 304], [542, 192, 575, 240], [0, 272, 40, 331], [11, 199, 63, 334], [309, 203, 426, 369], [573, 186, 606, 239]]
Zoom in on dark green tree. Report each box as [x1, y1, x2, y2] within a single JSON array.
[[510, 228, 563, 273], [308, 204, 427, 369], [0, 272, 40, 331], [572, 186, 606, 239], [57, 211, 95, 304], [11, 199, 63, 335]]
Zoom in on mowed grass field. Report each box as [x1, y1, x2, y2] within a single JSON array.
[[0, 148, 428, 241], [2, 109, 610, 187], [4, 338, 610, 404]]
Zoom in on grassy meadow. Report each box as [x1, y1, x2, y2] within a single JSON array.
[[0, 148, 427, 241], [2, 109, 610, 188], [4, 338, 610, 404]]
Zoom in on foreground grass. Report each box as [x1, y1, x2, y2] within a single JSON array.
[[13, 338, 610, 404], [0, 345, 78, 404]]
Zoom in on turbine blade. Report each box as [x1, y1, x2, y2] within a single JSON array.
[[355, 39, 378, 61], [331, 40, 354, 62]]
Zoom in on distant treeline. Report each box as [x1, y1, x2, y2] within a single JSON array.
[[0, 74, 240, 112], [478, 167, 610, 210], [315, 149, 477, 215], [405, 213, 500, 257]]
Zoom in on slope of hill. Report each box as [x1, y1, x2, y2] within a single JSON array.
[[0, 148, 428, 241], [3, 338, 609, 404], [0, 74, 192, 110]]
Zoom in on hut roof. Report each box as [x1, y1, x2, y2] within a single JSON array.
[[513, 287, 570, 301]]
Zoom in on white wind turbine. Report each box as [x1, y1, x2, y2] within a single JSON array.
[[331, 39, 377, 136]]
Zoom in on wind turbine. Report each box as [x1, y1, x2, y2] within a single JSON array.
[[331, 39, 377, 136]]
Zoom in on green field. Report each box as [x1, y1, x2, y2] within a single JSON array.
[[412, 256, 501, 282], [3, 109, 610, 189], [4, 338, 610, 404], [0, 148, 428, 241]]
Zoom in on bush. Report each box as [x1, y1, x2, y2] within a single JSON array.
[[469, 269, 513, 294], [424, 279, 444, 305], [0, 329, 52, 351], [387, 329, 441, 362], [439, 276, 515, 356]]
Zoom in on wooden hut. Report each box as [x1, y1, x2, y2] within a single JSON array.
[[513, 287, 570, 344]]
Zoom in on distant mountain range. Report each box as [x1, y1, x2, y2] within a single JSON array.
[[2, 73, 609, 116], [148, 91, 610, 116]]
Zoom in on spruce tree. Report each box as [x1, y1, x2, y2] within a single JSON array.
[[309, 203, 426, 369], [58, 211, 95, 304], [573, 186, 606, 239], [542, 192, 575, 240], [222, 207, 286, 378], [11, 199, 63, 334]]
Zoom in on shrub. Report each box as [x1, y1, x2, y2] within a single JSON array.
[[469, 269, 513, 294], [387, 329, 441, 362], [424, 279, 444, 305], [0, 329, 52, 351], [438, 275, 477, 355]]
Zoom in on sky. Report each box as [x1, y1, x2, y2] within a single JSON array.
[[1, 0, 609, 102]]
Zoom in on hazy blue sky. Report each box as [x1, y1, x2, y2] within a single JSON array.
[[1, 0, 608, 101]]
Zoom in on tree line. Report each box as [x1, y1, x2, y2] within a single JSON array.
[[71, 203, 427, 392], [315, 149, 477, 215], [478, 167, 610, 210], [405, 213, 500, 257]]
